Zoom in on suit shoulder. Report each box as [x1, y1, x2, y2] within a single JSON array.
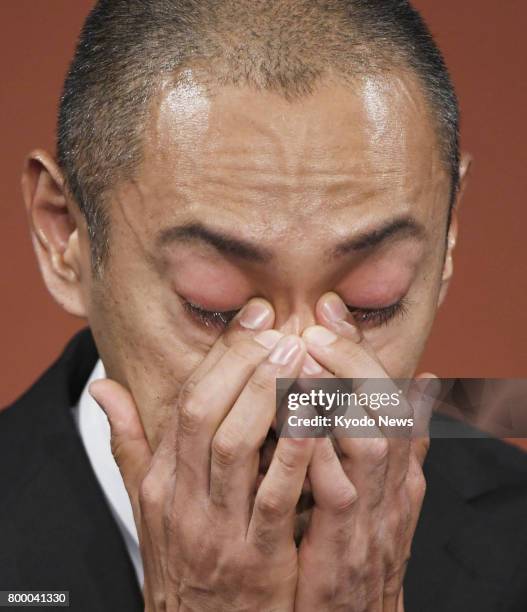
[[0, 329, 97, 501], [426, 433, 527, 503]]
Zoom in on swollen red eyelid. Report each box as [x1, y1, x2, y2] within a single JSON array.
[[173, 283, 248, 312], [337, 278, 412, 309], [336, 254, 416, 307], [169, 252, 252, 311]]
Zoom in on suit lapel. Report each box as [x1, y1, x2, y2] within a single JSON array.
[[1, 329, 143, 612]]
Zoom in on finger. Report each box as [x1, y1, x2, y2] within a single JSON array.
[[408, 373, 439, 465], [312, 292, 414, 428], [209, 335, 306, 515], [380, 447, 428, 612], [299, 353, 332, 378], [301, 320, 401, 481], [175, 328, 285, 494], [171, 298, 275, 490], [306, 293, 413, 475], [186, 298, 275, 384], [302, 322, 386, 379], [89, 379, 152, 520], [301, 438, 357, 553], [381, 456, 426, 611], [247, 435, 315, 552]]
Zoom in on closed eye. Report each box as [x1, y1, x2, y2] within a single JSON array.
[[182, 297, 409, 331], [182, 300, 241, 329], [346, 298, 409, 327]]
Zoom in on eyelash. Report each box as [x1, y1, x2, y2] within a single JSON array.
[[182, 301, 241, 329], [182, 298, 408, 330], [347, 299, 408, 327]]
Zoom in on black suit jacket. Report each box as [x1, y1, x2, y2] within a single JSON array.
[[2, 329, 527, 612]]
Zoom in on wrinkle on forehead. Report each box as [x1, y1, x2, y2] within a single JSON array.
[[119, 70, 449, 256], [149, 72, 433, 160]]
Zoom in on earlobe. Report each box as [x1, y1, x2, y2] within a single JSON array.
[[21, 150, 88, 317]]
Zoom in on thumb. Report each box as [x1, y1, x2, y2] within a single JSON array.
[[89, 379, 152, 518]]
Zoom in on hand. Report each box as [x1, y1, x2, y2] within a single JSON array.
[[294, 292, 435, 612], [90, 299, 315, 612]]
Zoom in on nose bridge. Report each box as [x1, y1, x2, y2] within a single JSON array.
[[273, 298, 318, 335]]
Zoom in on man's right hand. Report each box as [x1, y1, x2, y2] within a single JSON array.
[[89, 299, 313, 612]]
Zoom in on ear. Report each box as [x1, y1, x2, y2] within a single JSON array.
[[438, 152, 472, 307], [21, 150, 89, 317]]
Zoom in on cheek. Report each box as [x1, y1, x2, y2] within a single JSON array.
[[367, 291, 438, 378], [91, 276, 212, 447], [371, 329, 424, 378]]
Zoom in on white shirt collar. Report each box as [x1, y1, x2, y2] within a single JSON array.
[[71, 360, 144, 587]]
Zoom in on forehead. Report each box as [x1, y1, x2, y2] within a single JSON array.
[[126, 69, 449, 242]]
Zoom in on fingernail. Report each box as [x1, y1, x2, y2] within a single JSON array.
[[321, 294, 348, 322], [303, 326, 337, 346], [301, 354, 323, 376], [239, 301, 272, 330], [269, 335, 302, 365], [254, 329, 283, 350]]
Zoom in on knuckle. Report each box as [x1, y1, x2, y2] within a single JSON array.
[[178, 388, 206, 436], [419, 436, 431, 454], [212, 431, 243, 467], [256, 492, 289, 522], [138, 470, 161, 510], [408, 466, 427, 503], [366, 437, 390, 468], [275, 439, 310, 473], [330, 485, 358, 516]]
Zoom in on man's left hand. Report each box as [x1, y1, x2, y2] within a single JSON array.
[[294, 293, 435, 612]]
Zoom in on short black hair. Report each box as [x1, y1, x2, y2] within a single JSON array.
[[57, 0, 460, 270]]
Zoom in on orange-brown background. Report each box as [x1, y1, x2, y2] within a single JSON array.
[[1, 1, 526, 408]]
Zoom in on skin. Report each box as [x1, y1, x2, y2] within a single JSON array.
[[22, 68, 471, 610]]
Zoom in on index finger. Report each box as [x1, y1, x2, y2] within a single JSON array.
[[185, 297, 275, 386]]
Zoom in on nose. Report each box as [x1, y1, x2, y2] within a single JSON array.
[[273, 301, 318, 336]]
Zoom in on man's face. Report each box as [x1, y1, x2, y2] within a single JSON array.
[[85, 70, 452, 449]]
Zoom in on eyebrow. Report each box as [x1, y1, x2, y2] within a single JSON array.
[[157, 222, 273, 263], [331, 216, 425, 257], [157, 215, 425, 263]]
